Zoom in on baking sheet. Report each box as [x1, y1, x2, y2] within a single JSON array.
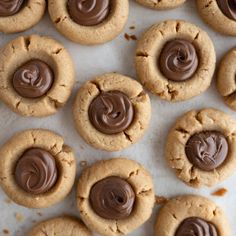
[[0, 1, 236, 235]]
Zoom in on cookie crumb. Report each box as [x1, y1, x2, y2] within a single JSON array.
[[124, 33, 137, 41], [129, 26, 135, 30], [212, 188, 228, 197], [79, 161, 87, 168], [124, 33, 130, 41], [15, 213, 24, 222], [37, 212, 42, 217], [130, 35, 137, 40], [155, 195, 168, 205], [3, 229, 9, 235]]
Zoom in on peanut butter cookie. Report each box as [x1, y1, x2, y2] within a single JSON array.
[[48, 0, 129, 45], [73, 73, 151, 152], [28, 216, 91, 236], [135, 20, 216, 102], [197, 0, 236, 36], [0, 35, 75, 117], [166, 108, 236, 187], [217, 47, 236, 111], [0, 0, 46, 33], [77, 158, 155, 236], [136, 0, 186, 10], [0, 129, 76, 208], [155, 195, 231, 236]]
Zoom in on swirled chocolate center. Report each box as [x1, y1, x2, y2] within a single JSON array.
[[0, 0, 25, 17], [216, 0, 236, 21], [15, 148, 58, 195], [12, 59, 54, 99], [175, 217, 218, 236], [67, 0, 110, 26], [88, 91, 134, 134], [185, 131, 228, 171], [159, 39, 199, 81], [89, 176, 135, 220]]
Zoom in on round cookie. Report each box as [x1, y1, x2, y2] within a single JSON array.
[[136, 0, 186, 10], [28, 216, 91, 236], [166, 108, 236, 187], [77, 158, 155, 236], [0, 35, 75, 117], [155, 195, 231, 236], [217, 47, 236, 111], [48, 0, 129, 45], [135, 20, 216, 102], [73, 73, 151, 152], [196, 0, 236, 36], [0, 0, 46, 34], [0, 129, 76, 208]]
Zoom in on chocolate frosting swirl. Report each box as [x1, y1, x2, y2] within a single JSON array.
[[159, 39, 199, 82], [12, 59, 54, 99], [185, 131, 228, 171], [175, 217, 218, 236], [15, 148, 58, 195], [67, 0, 110, 26], [217, 0, 236, 21], [0, 0, 25, 17], [89, 176, 135, 220], [88, 91, 134, 134]]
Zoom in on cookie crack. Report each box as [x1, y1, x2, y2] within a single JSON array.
[[0, 176, 7, 181], [47, 96, 64, 109], [136, 51, 149, 57], [175, 127, 190, 135], [15, 100, 22, 110], [137, 188, 153, 196], [176, 22, 181, 33], [123, 131, 133, 143], [167, 84, 179, 100], [204, 0, 213, 8], [131, 90, 147, 103], [193, 31, 200, 41], [24, 37, 31, 51], [30, 132, 37, 144], [127, 169, 140, 179], [54, 16, 67, 24], [52, 48, 63, 55], [90, 81, 102, 93], [195, 111, 203, 125], [40, 229, 49, 236], [115, 221, 125, 235], [11, 44, 16, 54], [172, 213, 178, 220]]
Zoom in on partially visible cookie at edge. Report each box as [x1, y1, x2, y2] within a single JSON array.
[[217, 47, 236, 110], [136, 0, 186, 10], [155, 195, 231, 236], [0, 0, 46, 33], [27, 216, 91, 236], [196, 0, 236, 36]]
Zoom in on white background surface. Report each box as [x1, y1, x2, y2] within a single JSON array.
[[0, 1, 236, 235]]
